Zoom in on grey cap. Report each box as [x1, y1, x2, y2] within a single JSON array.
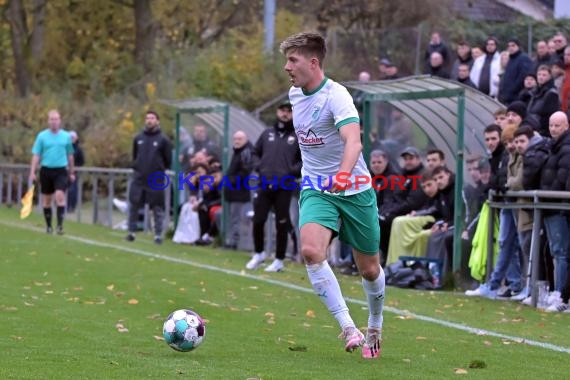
[[400, 146, 420, 157]]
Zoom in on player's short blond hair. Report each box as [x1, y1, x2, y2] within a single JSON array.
[[279, 32, 326, 68]]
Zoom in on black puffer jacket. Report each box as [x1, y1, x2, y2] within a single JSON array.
[[527, 79, 560, 137], [539, 129, 570, 215], [488, 143, 509, 191], [523, 134, 551, 190]]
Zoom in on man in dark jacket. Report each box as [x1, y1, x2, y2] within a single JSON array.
[[527, 65, 561, 137], [424, 166, 456, 274], [485, 124, 509, 192], [67, 131, 85, 213], [223, 131, 254, 250], [245, 102, 302, 272], [378, 146, 427, 261], [539, 111, 570, 309], [499, 38, 534, 105], [126, 111, 173, 244]]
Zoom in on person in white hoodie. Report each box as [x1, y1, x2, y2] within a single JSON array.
[[470, 37, 502, 98]]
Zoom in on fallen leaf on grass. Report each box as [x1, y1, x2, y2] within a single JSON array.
[[265, 312, 274, 317], [469, 360, 487, 369], [402, 358, 411, 363], [115, 323, 129, 333], [10, 335, 23, 341], [483, 340, 492, 346], [4, 306, 18, 311], [305, 310, 316, 318], [302, 323, 311, 328], [288, 345, 307, 352], [128, 299, 139, 305], [435, 309, 444, 314], [396, 315, 414, 320], [153, 335, 164, 341], [106, 284, 114, 291], [416, 336, 427, 340], [511, 317, 525, 323], [110, 361, 119, 365], [454, 368, 468, 374], [146, 314, 161, 320]]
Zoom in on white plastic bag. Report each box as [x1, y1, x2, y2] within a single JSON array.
[[172, 202, 200, 244]]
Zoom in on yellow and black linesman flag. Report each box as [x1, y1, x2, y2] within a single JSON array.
[[20, 184, 35, 219]]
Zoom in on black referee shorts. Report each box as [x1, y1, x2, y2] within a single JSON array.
[[39, 167, 68, 195]]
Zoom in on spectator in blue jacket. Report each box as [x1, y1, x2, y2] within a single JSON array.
[[499, 38, 534, 106]]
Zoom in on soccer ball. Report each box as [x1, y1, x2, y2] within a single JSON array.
[[162, 309, 206, 352]]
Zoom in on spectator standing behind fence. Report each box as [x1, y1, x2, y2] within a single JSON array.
[[470, 37, 501, 98], [245, 101, 302, 273], [125, 111, 172, 245], [223, 131, 254, 250], [66, 131, 84, 213], [518, 74, 537, 106], [450, 41, 473, 81], [512, 124, 548, 302], [466, 124, 523, 299], [29, 109, 75, 235], [190, 124, 221, 161], [424, 32, 449, 73], [538, 111, 570, 310], [498, 38, 534, 106], [533, 40, 551, 72], [527, 65, 560, 138]]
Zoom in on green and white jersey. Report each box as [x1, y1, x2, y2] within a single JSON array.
[[289, 77, 371, 196]]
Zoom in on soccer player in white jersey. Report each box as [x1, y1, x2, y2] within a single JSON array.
[[280, 32, 385, 359]]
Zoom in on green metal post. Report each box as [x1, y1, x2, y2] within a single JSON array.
[[221, 104, 230, 243], [452, 92, 466, 273], [362, 99, 371, 163], [173, 111, 181, 230]]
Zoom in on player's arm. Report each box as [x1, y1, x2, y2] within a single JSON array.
[[29, 135, 42, 182], [29, 155, 40, 182], [337, 122, 362, 176]]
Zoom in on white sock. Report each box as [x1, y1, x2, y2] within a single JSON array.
[[362, 267, 385, 330], [306, 261, 355, 330]]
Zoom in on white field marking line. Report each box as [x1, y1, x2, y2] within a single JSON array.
[[3, 221, 570, 355]]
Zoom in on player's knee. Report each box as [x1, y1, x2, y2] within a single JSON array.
[[301, 243, 324, 264], [359, 265, 380, 281]]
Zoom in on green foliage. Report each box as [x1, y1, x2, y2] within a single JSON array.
[[2, 0, 570, 167]]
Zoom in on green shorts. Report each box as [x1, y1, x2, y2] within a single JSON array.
[[298, 188, 380, 255]]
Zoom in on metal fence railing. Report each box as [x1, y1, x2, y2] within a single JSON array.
[[488, 190, 570, 308]]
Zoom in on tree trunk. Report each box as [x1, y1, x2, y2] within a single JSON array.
[[5, 0, 30, 97], [134, 0, 155, 73], [30, 0, 47, 60]]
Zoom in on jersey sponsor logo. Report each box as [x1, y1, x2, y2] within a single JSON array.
[[297, 128, 324, 146]]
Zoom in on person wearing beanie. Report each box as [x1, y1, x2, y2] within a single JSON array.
[[499, 38, 534, 105], [517, 73, 537, 106], [527, 64, 560, 138], [505, 100, 527, 127]]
